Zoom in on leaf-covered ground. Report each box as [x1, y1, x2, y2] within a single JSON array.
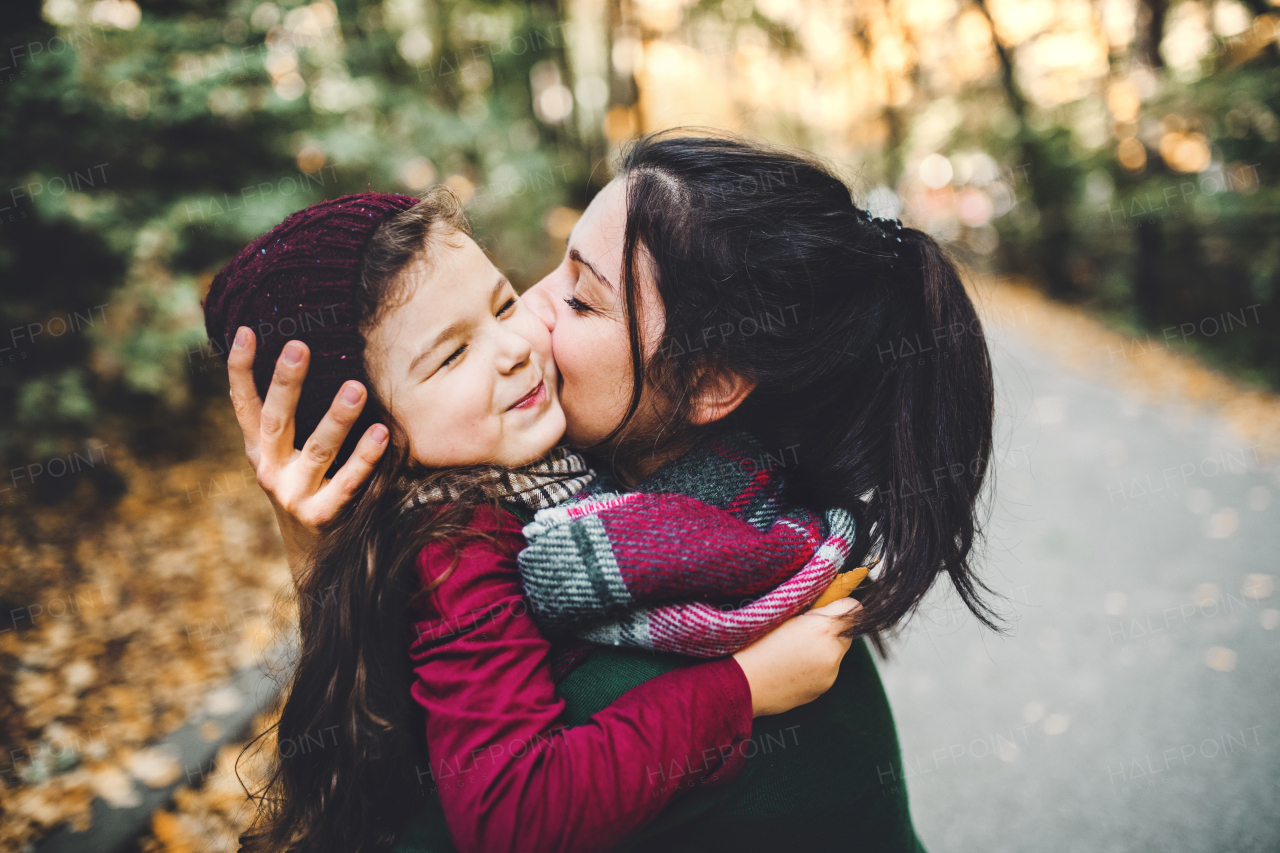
[[0, 398, 294, 852]]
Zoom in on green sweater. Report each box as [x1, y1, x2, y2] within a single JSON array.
[[393, 639, 924, 852]]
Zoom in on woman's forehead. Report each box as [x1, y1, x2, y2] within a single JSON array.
[[569, 179, 628, 267]]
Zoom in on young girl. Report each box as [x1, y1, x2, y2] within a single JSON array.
[[204, 189, 861, 853]]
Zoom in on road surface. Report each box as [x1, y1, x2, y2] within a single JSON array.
[[881, 319, 1280, 852]]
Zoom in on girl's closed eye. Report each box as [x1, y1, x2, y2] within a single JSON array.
[[435, 294, 516, 372], [440, 344, 466, 368], [564, 295, 593, 314]]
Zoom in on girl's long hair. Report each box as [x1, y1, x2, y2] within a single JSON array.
[[237, 189, 499, 853], [609, 131, 998, 639]]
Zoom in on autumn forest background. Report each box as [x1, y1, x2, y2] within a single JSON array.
[[2, 0, 1279, 849]]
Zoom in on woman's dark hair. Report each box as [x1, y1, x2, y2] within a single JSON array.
[[239, 188, 497, 853], [609, 131, 997, 638]]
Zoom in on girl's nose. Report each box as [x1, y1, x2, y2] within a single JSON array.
[[522, 278, 557, 332], [495, 325, 533, 372]]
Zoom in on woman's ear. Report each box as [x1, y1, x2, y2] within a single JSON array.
[[689, 366, 757, 425]]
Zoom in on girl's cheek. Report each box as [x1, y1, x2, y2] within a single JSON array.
[[452, 372, 487, 424]]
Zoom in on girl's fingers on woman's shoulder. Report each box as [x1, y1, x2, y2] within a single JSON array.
[[226, 327, 263, 465], [810, 597, 862, 646], [810, 597, 862, 618], [321, 421, 389, 511]]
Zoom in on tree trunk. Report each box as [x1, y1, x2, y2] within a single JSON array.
[[973, 0, 1074, 298], [1137, 0, 1167, 71], [1133, 219, 1163, 325]]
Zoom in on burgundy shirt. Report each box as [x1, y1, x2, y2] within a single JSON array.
[[406, 505, 755, 853]]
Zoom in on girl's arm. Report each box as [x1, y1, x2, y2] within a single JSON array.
[[409, 505, 748, 853], [408, 505, 853, 853]]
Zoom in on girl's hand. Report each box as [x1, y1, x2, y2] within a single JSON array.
[[226, 326, 388, 577], [731, 598, 861, 718]]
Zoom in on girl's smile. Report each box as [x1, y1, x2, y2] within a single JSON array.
[[508, 378, 547, 411]]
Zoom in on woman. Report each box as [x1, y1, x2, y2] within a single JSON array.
[[231, 132, 996, 850]]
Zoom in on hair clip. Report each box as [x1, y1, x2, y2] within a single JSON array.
[[863, 211, 904, 259]]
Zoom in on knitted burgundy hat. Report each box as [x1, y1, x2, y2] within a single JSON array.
[[203, 192, 420, 458]]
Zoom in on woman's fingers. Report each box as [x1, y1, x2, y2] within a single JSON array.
[[226, 327, 264, 466], [295, 381, 374, 493], [259, 340, 310, 466], [317, 422, 390, 518]]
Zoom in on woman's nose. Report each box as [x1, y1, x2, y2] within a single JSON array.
[[522, 277, 557, 332]]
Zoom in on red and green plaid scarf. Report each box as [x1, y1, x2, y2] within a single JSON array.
[[517, 432, 856, 659]]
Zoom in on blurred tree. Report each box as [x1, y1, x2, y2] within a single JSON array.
[[616, 0, 1279, 385], [949, 0, 1279, 382], [1137, 0, 1168, 71], [1, 0, 604, 499]]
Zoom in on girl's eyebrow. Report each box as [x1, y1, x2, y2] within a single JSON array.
[[490, 274, 513, 304], [408, 276, 509, 375], [409, 319, 466, 375], [568, 248, 613, 290]]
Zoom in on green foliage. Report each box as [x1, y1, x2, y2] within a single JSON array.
[[0, 0, 601, 486], [954, 50, 1280, 386]]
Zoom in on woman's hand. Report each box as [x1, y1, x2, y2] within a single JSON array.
[[731, 598, 861, 718], [226, 326, 388, 577]]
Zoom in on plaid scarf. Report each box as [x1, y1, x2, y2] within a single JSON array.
[[399, 445, 595, 517], [518, 432, 856, 658]]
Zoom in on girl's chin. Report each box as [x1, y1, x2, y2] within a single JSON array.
[[408, 416, 566, 470], [503, 443, 563, 468], [506, 411, 568, 467]]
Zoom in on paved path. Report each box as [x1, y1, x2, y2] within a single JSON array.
[[879, 322, 1280, 852]]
